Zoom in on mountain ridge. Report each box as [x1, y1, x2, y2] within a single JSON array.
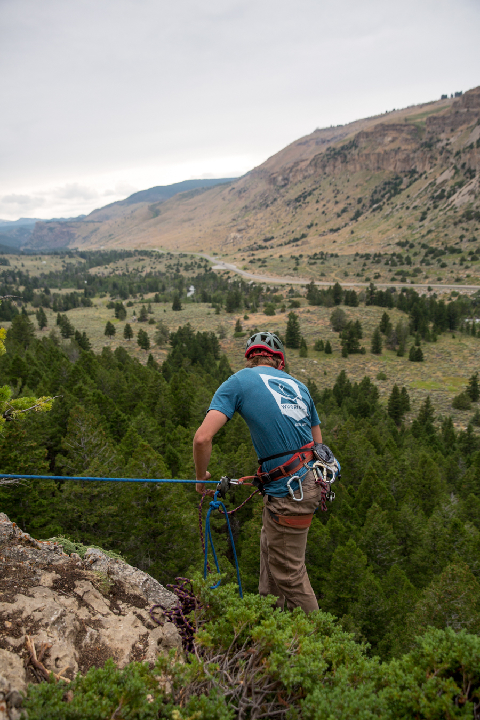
[[27, 88, 480, 262]]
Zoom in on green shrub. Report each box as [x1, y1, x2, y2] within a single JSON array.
[[452, 392, 472, 410], [23, 581, 480, 720]]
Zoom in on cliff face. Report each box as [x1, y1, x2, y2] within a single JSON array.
[[0, 513, 180, 720], [27, 87, 480, 256]]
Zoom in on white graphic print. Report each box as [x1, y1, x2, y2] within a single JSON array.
[[259, 374, 308, 421]]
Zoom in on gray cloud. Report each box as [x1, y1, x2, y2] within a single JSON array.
[[0, 0, 479, 220]]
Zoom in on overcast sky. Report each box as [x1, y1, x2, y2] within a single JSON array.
[[0, 0, 479, 221]]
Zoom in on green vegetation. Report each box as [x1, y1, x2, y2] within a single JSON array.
[[22, 580, 480, 719], [0, 250, 480, 715]]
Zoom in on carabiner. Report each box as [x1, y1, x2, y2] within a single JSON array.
[[286, 475, 303, 502]]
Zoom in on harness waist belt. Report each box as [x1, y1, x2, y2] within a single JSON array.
[[257, 450, 314, 484], [267, 509, 314, 528]]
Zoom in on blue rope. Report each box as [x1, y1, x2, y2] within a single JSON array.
[[203, 490, 243, 598], [0, 474, 217, 484]]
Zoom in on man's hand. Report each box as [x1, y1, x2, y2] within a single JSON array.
[[196, 471, 215, 497]]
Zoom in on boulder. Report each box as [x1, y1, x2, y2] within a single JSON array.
[[0, 513, 181, 718]]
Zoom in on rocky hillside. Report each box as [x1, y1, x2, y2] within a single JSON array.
[[0, 513, 181, 720], [27, 87, 480, 263]]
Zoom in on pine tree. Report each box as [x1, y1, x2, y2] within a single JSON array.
[[123, 323, 133, 341], [314, 339, 324, 351], [59, 315, 75, 339], [154, 320, 169, 346], [36, 307, 47, 330], [105, 321, 116, 338], [299, 337, 308, 357], [379, 312, 390, 334], [7, 313, 36, 348], [332, 281, 343, 306], [138, 305, 148, 322], [172, 294, 182, 311], [324, 340, 332, 354], [387, 384, 403, 424], [285, 312, 301, 348], [75, 330, 92, 351], [400, 386, 411, 412], [371, 327, 382, 355], [467, 372, 479, 402], [137, 328, 150, 351]]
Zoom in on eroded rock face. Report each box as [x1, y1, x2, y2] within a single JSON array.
[[0, 513, 181, 718]]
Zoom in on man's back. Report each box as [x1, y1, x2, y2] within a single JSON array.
[[209, 366, 319, 471]]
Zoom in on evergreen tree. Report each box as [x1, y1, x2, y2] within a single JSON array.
[[344, 289, 358, 307], [137, 328, 150, 351], [332, 281, 343, 306], [409, 345, 423, 362], [234, 319, 242, 333], [467, 372, 479, 402], [299, 337, 308, 357], [441, 416, 456, 448], [379, 312, 391, 334], [172, 294, 182, 311], [314, 339, 324, 351], [388, 384, 403, 424], [400, 386, 411, 412], [105, 321, 116, 338], [324, 340, 332, 354], [154, 320, 169, 346], [36, 307, 48, 330], [341, 322, 362, 354], [7, 313, 36, 348], [138, 305, 149, 322], [285, 312, 301, 348], [74, 330, 92, 351], [123, 323, 133, 341], [371, 327, 382, 355], [58, 315, 75, 339], [330, 307, 347, 332]]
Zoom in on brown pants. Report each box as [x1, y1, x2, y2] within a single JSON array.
[[259, 470, 322, 613]]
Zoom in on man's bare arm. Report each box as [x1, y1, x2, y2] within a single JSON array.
[[193, 410, 228, 493], [311, 424, 323, 443]]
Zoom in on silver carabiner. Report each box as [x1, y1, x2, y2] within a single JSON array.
[[286, 475, 303, 502]]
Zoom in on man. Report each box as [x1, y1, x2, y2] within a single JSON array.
[[193, 331, 324, 613]]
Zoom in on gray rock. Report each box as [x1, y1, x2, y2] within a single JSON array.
[[0, 649, 26, 720], [0, 513, 182, 695], [84, 548, 177, 608]]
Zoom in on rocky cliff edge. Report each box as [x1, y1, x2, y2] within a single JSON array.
[[0, 513, 181, 719]]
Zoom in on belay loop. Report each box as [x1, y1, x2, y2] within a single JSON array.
[[203, 489, 244, 598]]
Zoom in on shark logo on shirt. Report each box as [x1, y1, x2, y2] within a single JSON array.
[[259, 374, 308, 421]]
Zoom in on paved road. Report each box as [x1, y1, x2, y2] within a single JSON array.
[[199, 254, 480, 294]]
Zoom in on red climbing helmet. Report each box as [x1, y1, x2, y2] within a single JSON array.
[[244, 331, 286, 370]]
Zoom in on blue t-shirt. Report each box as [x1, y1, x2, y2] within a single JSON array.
[[209, 366, 320, 475]]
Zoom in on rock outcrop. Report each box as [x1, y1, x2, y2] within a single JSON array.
[[0, 513, 181, 719]]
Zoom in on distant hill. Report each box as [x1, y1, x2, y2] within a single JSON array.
[[28, 178, 237, 249], [27, 88, 480, 260]]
